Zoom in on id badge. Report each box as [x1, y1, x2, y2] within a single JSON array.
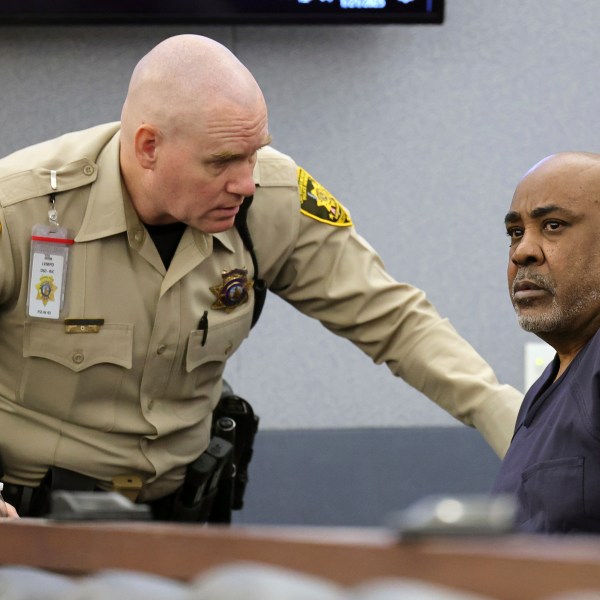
[[27, 224, 74, 319]]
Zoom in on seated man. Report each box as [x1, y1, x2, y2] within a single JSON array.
[[493, 152, 600, 533]]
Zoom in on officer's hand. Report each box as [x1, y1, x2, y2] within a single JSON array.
[[0, 500, 19, 518]]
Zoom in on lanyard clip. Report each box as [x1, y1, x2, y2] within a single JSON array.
[[48, 170, 59, 227], [48, 194, 59, 227]]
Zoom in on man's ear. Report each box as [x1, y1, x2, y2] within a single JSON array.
[[133, 124, 160, 169]]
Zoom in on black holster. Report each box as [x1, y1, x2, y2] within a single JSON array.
[[151, 390, 259, 523], [211, 392, 259, 513]]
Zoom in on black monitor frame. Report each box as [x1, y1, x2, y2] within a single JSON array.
[[0, 0, 444, 26]]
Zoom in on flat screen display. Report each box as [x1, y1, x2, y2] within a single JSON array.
[[0, 0, 444, 25]]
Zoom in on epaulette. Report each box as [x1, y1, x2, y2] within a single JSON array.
[[0, 122, 119, 207], [253, 146, 297, 188], [0, 159, 98, 208]]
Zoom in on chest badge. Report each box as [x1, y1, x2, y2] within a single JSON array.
[[211, 268, 252, 312]]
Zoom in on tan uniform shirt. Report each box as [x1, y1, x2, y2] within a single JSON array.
[[0, 123, 521, 501]]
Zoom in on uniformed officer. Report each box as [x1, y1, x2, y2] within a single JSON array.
[[0, 34, 522, 518]]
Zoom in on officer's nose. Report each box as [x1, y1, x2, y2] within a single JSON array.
[[226, 164, 256, 198]]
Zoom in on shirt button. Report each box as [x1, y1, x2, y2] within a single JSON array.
[[72, 352, 84, 364], [83, 164, 95, 176], [224, 342, 233, 355], [156, 344, 166, 355], [133, 228, 144, 244]]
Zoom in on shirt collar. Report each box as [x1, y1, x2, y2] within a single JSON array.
[[212, 228, 236, 253], [74, 130, 128, 242]]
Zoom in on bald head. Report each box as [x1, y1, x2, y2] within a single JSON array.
[[121, 35, 265, 142], [516, 152, 600, 202], [118, 35, 270, 233]]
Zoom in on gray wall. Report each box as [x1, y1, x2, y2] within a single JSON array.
[[235, 427, 501, 526], [0, 1, 596, 431]]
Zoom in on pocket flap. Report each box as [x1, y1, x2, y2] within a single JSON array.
[[186, 315, 250, 373], [24, 321, 133, 372]]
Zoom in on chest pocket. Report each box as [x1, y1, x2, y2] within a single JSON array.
[[20, 320, 133, 431], [185, 311, 250, 373], [23, 321, 133, 371], [518, 455, 584, 532], [168, 311, 251, 422]]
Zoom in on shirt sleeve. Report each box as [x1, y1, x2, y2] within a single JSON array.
[[249, 152, 521, 457]]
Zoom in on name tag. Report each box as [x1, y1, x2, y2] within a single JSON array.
[[27, 225, 74, 320]]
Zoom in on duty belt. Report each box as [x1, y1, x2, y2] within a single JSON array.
[[1, 434, 236, 522], [1, 390, 259, 522], [1, 468, 144, 518]]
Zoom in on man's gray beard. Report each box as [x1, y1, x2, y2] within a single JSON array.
[[515, 284, 600, 333], [516, 297, 563, 332], [512, 270, 557, 332]]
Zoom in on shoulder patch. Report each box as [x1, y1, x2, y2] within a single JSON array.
[[298, 167, 352, 227]]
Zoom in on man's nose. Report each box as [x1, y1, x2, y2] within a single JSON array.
[[510, 232, 544, 266]]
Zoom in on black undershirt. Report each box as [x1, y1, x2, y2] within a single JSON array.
[[144, 222, 187, 269]]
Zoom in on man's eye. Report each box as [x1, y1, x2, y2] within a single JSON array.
[[506, 227, 523, 241], [544, 220, 563, 231]]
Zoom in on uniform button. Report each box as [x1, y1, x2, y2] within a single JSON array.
[[133, 228, 144, 244], [224, 342, 233, 355], [72, 352, 84, 364], [83, 164, 95, 176], [156, 344, 166, 355]]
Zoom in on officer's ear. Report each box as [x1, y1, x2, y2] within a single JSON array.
[[133, 124, 160, 169]]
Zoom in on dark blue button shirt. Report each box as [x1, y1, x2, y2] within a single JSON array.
[[492, 329, 600, 533]]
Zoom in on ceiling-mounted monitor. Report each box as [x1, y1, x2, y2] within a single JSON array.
[[0, 0, 444, 25]]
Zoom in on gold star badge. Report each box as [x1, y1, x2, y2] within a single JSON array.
[[210, 268, 252, 312], [36, 275, 57, 306]]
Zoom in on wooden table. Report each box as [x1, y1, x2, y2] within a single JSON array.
[[1, 519, 600, 599]]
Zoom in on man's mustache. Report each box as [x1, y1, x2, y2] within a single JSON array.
[[511, 270, 556, 298]]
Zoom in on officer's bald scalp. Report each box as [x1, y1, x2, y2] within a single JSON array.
[[120, 34, 264, 140]]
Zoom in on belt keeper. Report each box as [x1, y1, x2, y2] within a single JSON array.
[[111, 475, 143, 502]]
